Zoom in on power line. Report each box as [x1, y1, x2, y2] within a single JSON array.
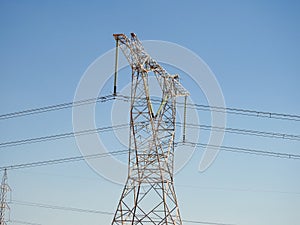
[[9, 220, 42, 225], [1, 122, 299, 149], [176, 141, 300, 160], [176, 184, 300, 195], [1, 142, 299, 172], [182, 219, 235, 225], [11, 200, 236, 225], [11, 170, 300, 196], [178, 123, 300, 141], [180, 102, 300, 122], [0, 94, 299, 122], [117, 95, 300, 122], [0, 150, 128, 171], [0, 124, 128, 148], [0, 95, 115, 120], [11, 200, 113, 215]]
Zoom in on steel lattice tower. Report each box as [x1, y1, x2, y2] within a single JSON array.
[[111, 33, 189, 225], [0, 169, 10, 225]]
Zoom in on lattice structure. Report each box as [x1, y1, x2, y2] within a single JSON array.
[[111, 33, 189, 225], [0, 169, 10, 225]]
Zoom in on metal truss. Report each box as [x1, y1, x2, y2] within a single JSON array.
[[111, 33, 189, 225], [0, 169, 10, 225]]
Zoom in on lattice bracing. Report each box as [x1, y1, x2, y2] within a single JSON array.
[[111, 33, 189, 225], [0, 169, 10, 225]]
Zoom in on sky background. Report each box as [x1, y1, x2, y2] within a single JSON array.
[[0, 1, 300, 225]]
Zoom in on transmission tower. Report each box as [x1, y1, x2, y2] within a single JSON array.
[[111, 33, 189, 225], [0, 169, 10, 225]]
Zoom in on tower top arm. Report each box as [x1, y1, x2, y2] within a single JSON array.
[[113, 33, 189, 97]]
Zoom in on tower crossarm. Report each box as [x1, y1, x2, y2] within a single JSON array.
[[113, 33, 189, 98]]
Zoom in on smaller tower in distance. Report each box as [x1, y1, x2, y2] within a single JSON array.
[[0, 169, 11, 225]]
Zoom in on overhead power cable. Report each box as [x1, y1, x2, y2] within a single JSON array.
[[1, 122, 299, 149], [11, 200, 113, 215], [0, 124, 128, 148], [178, 102, 300, 122], [182, 219, 235, 225], [11, 200, 236, 225], [9, 220, 42, 225], [117, 95, 300, 122], [0, 150, 128, 171], [177, 123, 300, 141], [176, 184, 300, 195], [1, 142, 299, 172], [0, 95, 115, 120], [0, 94, 299, 122], [176, 141, 300, 160]]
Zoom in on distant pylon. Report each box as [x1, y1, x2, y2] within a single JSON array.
[[111, 33, 189, 225], [0, 169, 10, 225]]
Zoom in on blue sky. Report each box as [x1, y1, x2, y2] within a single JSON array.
[[0, 1, 299, 225]]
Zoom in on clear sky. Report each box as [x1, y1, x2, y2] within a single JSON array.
[[0, 1, 299, 225]]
